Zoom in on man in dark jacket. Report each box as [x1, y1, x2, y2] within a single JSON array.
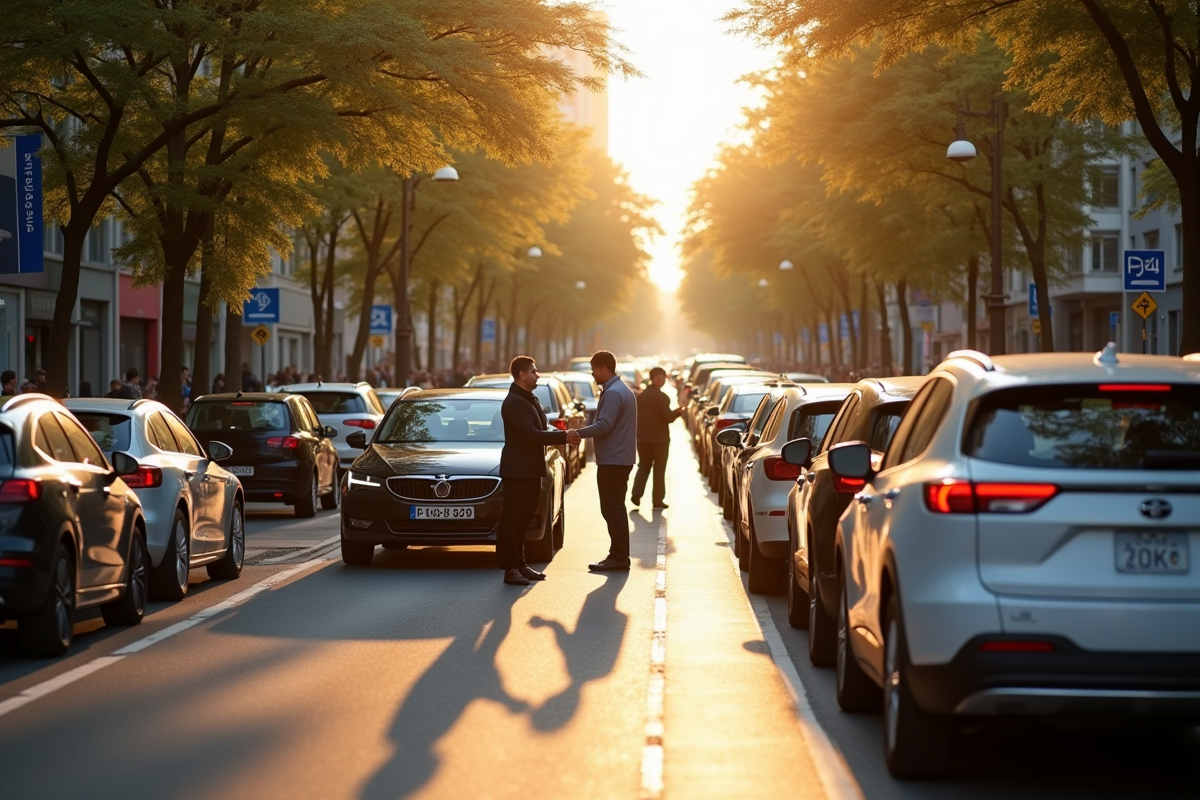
[[630, 366, 682, 509], [498, 356, 578, 585]]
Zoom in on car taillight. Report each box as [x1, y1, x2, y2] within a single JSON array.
[[763, 456, 801, 481], [834, 475, 866, 494], [713, 418, 740, 432], [0, 478, 41, 503], [345, 419, 377, 429], [122, 466, 163, 489], [924, 480, 1058, 514], [551, 419, 568, 431], [267, 436, 301, 449]]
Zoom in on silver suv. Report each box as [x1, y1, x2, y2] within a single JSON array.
[[278, 382, 386, 472], [825, 346, 1200, 778]]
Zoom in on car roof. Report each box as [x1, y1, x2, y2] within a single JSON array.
[[936, 349, 1200, 398], [850, 375, 926, 402], [400, 388, 508, 400], [193, 392, 292, 402], [781, 384, 854, 402], [63, 397, 166, 414], [279, 382, 373, 392]]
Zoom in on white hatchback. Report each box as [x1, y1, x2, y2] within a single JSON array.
[[278, 382, 386, 472], [826, 347, 1200, 778]]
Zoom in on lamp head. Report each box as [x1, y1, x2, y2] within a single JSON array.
[[432, 166, 459, 181], [779, 259, 794, 271], [574, 281, 587, 290], [527, 246, 543, 258], [946, 139, 977, 163], [757, 278, 769, 288]]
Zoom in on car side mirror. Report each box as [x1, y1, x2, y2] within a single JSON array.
[[346, 430, 367, 449], [715, 428, 743, 447], [323, 425, 339, 439], [781, 438, 813, 468], [208, 440, 233, 462], [706, 406, 719, 417], [111, 450, 139, 476], [827, 441, 874, 480]]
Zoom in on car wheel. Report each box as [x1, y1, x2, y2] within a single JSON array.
[[746, 517, 782, 594], [553, 494, 565, 550], [786, 535, 809, 628], [102, 527, 149, 627], [340, 533, 375, 566], [18, 541, 75, 658], [208, 501, 245, 580], [836, 568, 879, 712], [883, 594, 953, 777], [525, 497, 555, 563], [150, 508, 190, 601], [808, 549, 836, 667], [320, 474, 340, 510], [294, 472, 318, 518]]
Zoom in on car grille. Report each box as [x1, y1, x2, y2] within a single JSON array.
[[386, 476, 501, 501]]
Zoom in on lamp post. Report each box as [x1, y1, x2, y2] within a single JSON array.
[[397, 166, 458, 382], [947, 93, 1007, 355]]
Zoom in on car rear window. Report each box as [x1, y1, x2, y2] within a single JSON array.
[[732, 390, 769, 413], [187, 400, 291, 432], [295, 392, 367, 414], [73, 412, 132, 453], [378, 399, 505, 443], [965, 384, 1200, 470], [789, 403, 841, 450], [564, 381, 595, 399]]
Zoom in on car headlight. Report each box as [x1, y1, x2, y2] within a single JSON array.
[[346, 470, 383, 489]]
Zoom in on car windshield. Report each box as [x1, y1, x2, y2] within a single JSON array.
[[965, 383, 1200, 469], [377, 399, 505, 443], [187, 400, 291, 432], [72, 412, 132, 453], [563, 380, 595, 399], [294, 391, 366, 415], [732, 390, 769, 413]]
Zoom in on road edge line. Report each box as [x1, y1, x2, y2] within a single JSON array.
[[258, 534, 341, 565]]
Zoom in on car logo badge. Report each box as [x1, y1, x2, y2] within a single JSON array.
[[433, 478, 452, 499], [1139, 499, 1172, 519]]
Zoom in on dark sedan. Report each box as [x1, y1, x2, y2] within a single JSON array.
[[339, 389, 566, 567]]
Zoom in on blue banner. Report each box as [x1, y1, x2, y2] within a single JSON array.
[[0, 135, 43, 274]]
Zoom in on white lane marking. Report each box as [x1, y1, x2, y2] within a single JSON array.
[[0, 558, 331, 721], [722, 525, 864, 800], [640, 515, 669, 800], [259, 534, 341, 564]]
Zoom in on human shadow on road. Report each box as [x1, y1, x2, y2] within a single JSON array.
[[527, 574, 629, 732]]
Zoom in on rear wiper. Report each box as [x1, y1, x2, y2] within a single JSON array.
[[1143, 450, 1200, 470]]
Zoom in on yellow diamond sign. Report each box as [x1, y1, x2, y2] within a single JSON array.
[[1131, 292, 1158, 320], [370, 334, 386, 348], [250, 324, 271, 346]]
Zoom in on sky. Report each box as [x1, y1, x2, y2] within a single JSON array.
[[601, 0, 778, 293]]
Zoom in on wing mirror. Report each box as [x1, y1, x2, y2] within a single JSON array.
[[827, 441, 874, 481], [706, 406, 719, 417], [715, 428, 743, 447], [111, 451, 140, 476], [208, 440, 233, 462], [781, 438, 813, 468], [346, 430, 367, 449], [323, 425, 339, 439]]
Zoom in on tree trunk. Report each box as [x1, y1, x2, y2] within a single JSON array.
[[47, 226, 88, 398], [966, 253, 979, 351], [308, 229, 326, 380], [192, 251, 215, 402], [896, 279, 913, 375], [426, 280, 440, 372], [857, 279, 869, 367], [158, 254, 189, 414], [875, 280, 894, 376], [224, 303, 242, 391], [1180, 188, 1200, 353]]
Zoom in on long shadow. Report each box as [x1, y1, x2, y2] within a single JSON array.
[[527, 574, 630, 732]]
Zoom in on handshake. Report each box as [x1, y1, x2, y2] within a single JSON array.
[[565, 430, 582, 445]]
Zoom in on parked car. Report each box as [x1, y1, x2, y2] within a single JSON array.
[[785, 372, 830, 384], [553, 371, 600, 424], [185, 393, 340, 517], [685, 367, 766, 435], [566, 356, 593, 373], [65, 398, 245, 601], [825, 347, 1200, 777], [464, 373, 586, 481], [0, 394, 148, 657], [277, 382, 386, 474], [339, 388, 566, 566], [783, 376, 926, 662], [702, 378, 796, 488]]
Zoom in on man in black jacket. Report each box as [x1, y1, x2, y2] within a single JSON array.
[[498, 356, 579, 585], [630, 366, 682, 509]]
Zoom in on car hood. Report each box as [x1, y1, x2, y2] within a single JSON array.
[[352, 442, 503, 476]]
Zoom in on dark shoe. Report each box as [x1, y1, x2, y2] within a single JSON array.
[[503, 568, 531, 586], [519, 566, 547, 581], [652, 502, 668, 509], [588, 558, 631, 572]]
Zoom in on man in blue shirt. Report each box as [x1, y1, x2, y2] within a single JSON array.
[[575, 350, 638, 571]]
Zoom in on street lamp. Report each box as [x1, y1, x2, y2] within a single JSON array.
[[398, 166, 459, 382], [575, 280, 586, 290], [527, 246, 543, 259], [779, 259, 794, 271], [947, 93, 1007, 355], [757, 278, 769, 288]]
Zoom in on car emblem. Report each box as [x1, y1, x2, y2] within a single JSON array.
[[1139, 499, 1172, 519], [433, 477, 452, 499]]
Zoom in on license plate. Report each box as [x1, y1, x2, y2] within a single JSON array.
[[1115, 532, 1189, 574], [410, 505, 475, 520], [228, 466, 254, 477]]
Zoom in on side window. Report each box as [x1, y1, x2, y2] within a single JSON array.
[[895, 379, 955, 467], [294, 400, 316, 432], [761, 401, 787, 443], [57, 412, 107, 467], [366, 390, 385, 415], [36, 413, 77, 463], [820, 394, 861, 454], [164, 414, 203, 457], [148, 413, 178, 451]]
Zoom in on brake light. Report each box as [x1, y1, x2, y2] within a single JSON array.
[[924, 480, 1058, 513], [122, 466, 163, 489], [0, 557, 33, 567], [267, 436, 300, 449], [713, 418, 741, 432], [551, 419, 568, 431], [763, 456, 801, 481], [345, 419, 377, 429], [0, 478, 40, 503], [231, 402, 258, 406], [834, 475, 866, 494], [1098, 384, 1171, 392], [979, 640, 1056, 653]]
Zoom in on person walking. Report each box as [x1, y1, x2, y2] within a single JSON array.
[[497, 356, 578, 586], [575, 350, 638, 572], [630, 366, 682, 509]]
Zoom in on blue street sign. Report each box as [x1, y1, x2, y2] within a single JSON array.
[[1123, 249, 1166, 292], [818, 323, 829, 344], [369, 304, 393, 335], [0, 134, 43, 275], [800, 328, 811, 344], [481, 318, 496, 345], [1028, 284, 1053, 317], [1109, 311, 1120, 330], [839, 312, 850, 339], [851, 309, 860, 334], [243, 287, 280, 324]]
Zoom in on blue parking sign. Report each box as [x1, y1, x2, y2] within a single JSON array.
[[480, 318, 496, 345], [243, 287, 280, 324], [369, 305, 393, 335], [1124, 250, 1166, 292]]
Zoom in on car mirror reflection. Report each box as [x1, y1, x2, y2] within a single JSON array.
[[346, 430, 367, 449]]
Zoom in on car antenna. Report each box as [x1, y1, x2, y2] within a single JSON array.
[[236, 391, 243, 399]]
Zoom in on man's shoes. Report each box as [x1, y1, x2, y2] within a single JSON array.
[[519, 566, 547, 581], [588, 558, 631, 572], [503, 568, 531, 586], [652, 502, 668, 509], [630, 495, 642, 506]]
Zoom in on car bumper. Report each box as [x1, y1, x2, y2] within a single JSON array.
[[234, 462, 310, 503], [0, 508, 53, 618], [341, 486, 547, 547]]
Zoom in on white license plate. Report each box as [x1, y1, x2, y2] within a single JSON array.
[[1115, 532, 1189, 574], [228, 466, 254, 477], [410, 505, 475, 520]]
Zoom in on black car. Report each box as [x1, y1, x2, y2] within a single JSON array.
[[0, 394, 149, 657], [339, 388, 566, 567], [185, 393, 340, 517], [782, 376, 926, 663]]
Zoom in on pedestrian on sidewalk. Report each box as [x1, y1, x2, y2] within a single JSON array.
[[497, 356, 578, 586], [575, 350, 638, 572], [630, 366, 682, 510]]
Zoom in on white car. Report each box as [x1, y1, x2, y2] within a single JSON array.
[[825, 346, 1200, 778], [278, 382, 386, 473]]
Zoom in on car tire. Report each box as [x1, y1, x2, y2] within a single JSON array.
[[786, 534, 809, 628], [18, 541, 75, 658], [294, 472, 318, 518], [207, 501, 244, 580], [836, 569, 880, 712], [746, 518, 782, 594], [883, 594, 953, 778], [808, 550, 837, 667], [101, 527, 149, 627], [320, 475, 340, 510], [525, 498, 555, 563], [150, 508, 190, 601], [341, 533, 375, 566]]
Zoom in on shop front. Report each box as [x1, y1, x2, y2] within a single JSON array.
[[119, 274, 159, 383]]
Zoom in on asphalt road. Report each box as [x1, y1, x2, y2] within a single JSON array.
[[0, 421, 1195, 799]]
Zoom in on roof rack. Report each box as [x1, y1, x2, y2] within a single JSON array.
[[944, 349, 996, 372]]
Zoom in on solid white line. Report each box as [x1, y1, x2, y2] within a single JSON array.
[[722, 525, 864, 800], [259, 534, 341, 564], [0, 558, 331, 721], [640, 515, 669, 800]]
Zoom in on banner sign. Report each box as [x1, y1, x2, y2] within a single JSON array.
[[0, 134, 44, 274]]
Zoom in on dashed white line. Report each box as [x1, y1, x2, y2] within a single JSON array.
[[258, 534, 341, 564], [640, 515, 669, 800]]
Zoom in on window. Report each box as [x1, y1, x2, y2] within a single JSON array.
[[296, 391, 367, 415], [1090, 232, 1120, 272], [869, 403, 909, 453], [760, 401, 787, 444], [36, 413, 76, 463], [1175, 223, 1184, 271], [788, 401, 842, 451], [147, 412, 176, 450], [534, 384, 557, 413], [86, 221, 109, 264], [897, 380, 954, 464], [820, 394, 860, 454], [73, 412, 132, 453], [377, 399, 504, 443], [187, 400, 290, 432], [1144, 230, 1160, 250], [748, 397, 783, 443], [732, 390, 769, 413], [57, 412, 107, 467], [295, 400, 320, 432], [1090, 166, 1119, 208], [164, 414, 204, 457]]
